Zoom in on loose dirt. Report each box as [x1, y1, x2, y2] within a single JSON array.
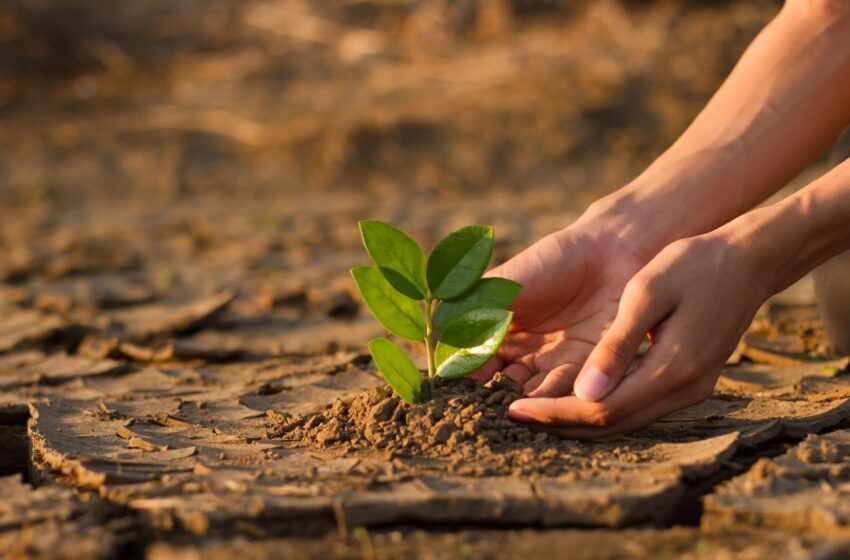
[[5, 0, 850, 557], [269, 373, 655, 478]]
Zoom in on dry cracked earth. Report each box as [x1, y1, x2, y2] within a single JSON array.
[[5, 195, 850, 560], [6, 0, 850, 558]]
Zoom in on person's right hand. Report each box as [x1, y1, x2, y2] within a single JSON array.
[[473, 218, 649, 399]]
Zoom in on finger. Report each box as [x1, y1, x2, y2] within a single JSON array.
[[508, 314, 695, 426], [526, 362, 581, 397], [502, 363, 534, 386], [469, 356, 504, 383], [522, 372, 546, 394], [521, 337, 593, 395], [509, 394, 582, 425], [573, 279, 675, 402], [530, 337, 594, 375], [533, 373, 717, 440]]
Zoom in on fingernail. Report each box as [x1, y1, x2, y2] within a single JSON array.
[[574, 367, 610, 401], [508, 402, 535, 423]]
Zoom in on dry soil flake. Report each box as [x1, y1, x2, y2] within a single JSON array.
[[704, 428, 850, 534], [98, 290, 236, 341], [0, 305, 66, 353], [0, 474, 120, 559]]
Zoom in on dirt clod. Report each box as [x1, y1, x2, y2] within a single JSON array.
[[431, 420, 457, 444], [268, 373, 597, 477]]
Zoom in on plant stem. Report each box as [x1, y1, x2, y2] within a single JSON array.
[[424, 297, 437, 395]]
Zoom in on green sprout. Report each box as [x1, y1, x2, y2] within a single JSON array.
[[351, 221, 521, 403]]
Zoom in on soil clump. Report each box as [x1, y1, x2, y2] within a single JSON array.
[[268, 373, 649, 478]]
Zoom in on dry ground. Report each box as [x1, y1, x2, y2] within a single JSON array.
[[6, 1, 850, 558]]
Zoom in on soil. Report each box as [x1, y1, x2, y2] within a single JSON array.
[[704, 428, 850, 534], [6, 0, 850, 558], [269, 373, 659, 478]]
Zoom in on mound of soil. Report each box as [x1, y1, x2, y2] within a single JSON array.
[[267, 373, 647, 478]]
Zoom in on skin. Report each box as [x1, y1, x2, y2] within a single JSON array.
[[476, 0, 850, 439]]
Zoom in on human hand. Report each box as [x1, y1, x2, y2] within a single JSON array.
[[472, 218, 648, 398], [507, 233, 772, 439]]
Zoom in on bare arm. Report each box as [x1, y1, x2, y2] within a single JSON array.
[[584, 0, 850, 260], [510, 157, 850, 438], [735, 156, 850, 294], [498, 1, 850, 436]]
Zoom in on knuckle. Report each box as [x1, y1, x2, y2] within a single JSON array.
[[695, 373, 719, 399], [587, 404, 620, 427], [548, 366, 577, 382], [600, 335, 634, 366], [669, 349, 719, 390], [624, 273, 663, 305], [623, 276, 650, 300], [667, 348, 697, 378], [669, 238, 697, 256], [649, 360, 684, 386], [671, 360, 697, 382]]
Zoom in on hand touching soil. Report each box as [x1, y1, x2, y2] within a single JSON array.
[[499, 155, 850, 439], [491, 2, 850, 438], [506, 234, 772, 439]]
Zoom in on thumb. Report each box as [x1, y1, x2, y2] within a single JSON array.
[[574, 280, 673, 401]]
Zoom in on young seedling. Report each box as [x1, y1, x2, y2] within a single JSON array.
[[351, 221, 521, 403]]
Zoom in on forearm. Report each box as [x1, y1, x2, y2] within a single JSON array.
[[718, 156, 850, 295], [584, 0, 850, 259]]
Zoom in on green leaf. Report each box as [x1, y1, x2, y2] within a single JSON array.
[[368, 337, 423, 403], [436, 308, 512, 379], [433, 277, 521, 332], [351, 266, 425, 342], [426, 225, 494, 299], [359, 220, 428, 300]]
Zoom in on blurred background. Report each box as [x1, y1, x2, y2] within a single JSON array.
[[0, 0, 789, 354], [2, 0, 784, 202]]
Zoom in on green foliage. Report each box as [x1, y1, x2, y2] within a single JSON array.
[[436, 308, 513, 379], [426, 225, 493, 299], [367, 338, 423, 403], [352, 221, 521, 403], [351, 266, 425, 342], [432, 277, 520, 332], [359, 220, 428, 300]]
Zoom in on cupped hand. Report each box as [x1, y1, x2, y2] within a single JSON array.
[[472, 220, 648, 398], [507, 234, 772, 439]]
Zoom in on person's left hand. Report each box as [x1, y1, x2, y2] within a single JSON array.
[[507, 233, 773, 439]]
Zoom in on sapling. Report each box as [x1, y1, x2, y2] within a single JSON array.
[[351, 221, 521, 403]]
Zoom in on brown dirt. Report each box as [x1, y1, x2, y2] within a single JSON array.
[[145, 526, 833, 560], [269, 373, 655, 478], [6, 0, 850, 557], [704, 428, 850, 534]]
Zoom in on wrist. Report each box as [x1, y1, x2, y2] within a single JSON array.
[[575, 177, 691, 262], [709, 193, 836, 299], [702, 215, 785, 304], [718, 158, 850, 298], [575, 142, 759, 259]]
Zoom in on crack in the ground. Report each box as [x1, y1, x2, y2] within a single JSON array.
[[673, 440, 794, 527], [0, 422, 29, 481], [675, 410, 850, 527], [11, 402, 850, 549]]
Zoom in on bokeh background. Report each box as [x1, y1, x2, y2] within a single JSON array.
[[0, 0, 789, 354], [2, 0, 784, 202]]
